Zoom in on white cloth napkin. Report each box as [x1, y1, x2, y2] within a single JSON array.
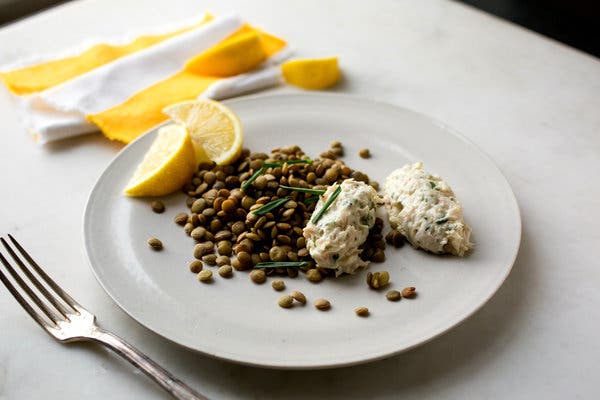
[[11, 14, 287, 143]]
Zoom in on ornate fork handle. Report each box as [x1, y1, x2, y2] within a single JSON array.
[[0, 234, 208, 399], [90, 327, 207, 400]]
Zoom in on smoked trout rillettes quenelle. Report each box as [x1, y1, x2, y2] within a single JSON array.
[[383, 162, 473, 256], [303, 179, 381, 276]]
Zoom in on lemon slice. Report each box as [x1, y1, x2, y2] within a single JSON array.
[[281, 57, 340, 89], [185, 31, 267, 77], [163, 99, 243, 165], [124, 124, 196, 197]]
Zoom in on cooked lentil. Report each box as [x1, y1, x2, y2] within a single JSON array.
[[385, 229, 405, 248], [191, 227, 206, 241], [359, 148, 371, 159], [218, 264, 233, 278], [151, 200, 165, 213], [215, 255, 230, 266], [189, 260, 203, 273], [366, 271, 390, 289], [354, 306, 369, 317], [271, 280, 285, 291], [402, 287, 417, 298], [386, 290, 402, 301], [198, 270, 213, 283], [314, 298, 331, 310], [176, 144, 387, 291], [147, 237, 163, 250], [202, 254, 217, 266], [250, 269, 266, 284], [278, 295, 294, 308], [306, 269, 322, 283], [290, 290, 306, 304], [174, 212, 188, 225]]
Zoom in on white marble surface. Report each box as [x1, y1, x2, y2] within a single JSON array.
[[0, 0, 599, 398]]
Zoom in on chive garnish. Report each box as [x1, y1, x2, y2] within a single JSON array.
[[241, 166, 265, 190], [435, 217, 449, 224], [311, 185, 342, 223], [254, 261, 309, 268], [263, 158, 312, 168], [241, 159, 312, 190], [252, 198, 289, 215], [287, 158, 313, 165], [279, 185, 325, 195]]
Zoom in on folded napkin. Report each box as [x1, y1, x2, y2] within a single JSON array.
[[0, 13, 287, 143]]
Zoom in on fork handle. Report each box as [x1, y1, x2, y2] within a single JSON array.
[[91, 327, 207, 400]]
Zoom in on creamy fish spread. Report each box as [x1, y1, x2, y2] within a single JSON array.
[[383, 162, 472, 256], [303, 179, 380, 275]]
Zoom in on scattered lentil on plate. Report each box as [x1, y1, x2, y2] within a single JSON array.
[[402, 287, 417, 298], [151, 200, 165, 213], [188, 260, 203, 273], [218, 264, 233, 278], [147, 237, 163, 250], [354, 306, 369, 317], [250, 269, 267, 284], [173, 212, 188, 225], [198, 270, 212, 283], [314, 298, 331, 310], [290, 290, 306, 304], [278, 295, 294, 308], [271, 280, 285, 291], [366, 271, 390, 289], [386, 290, 402, 301], [358, 148, 371, 159]]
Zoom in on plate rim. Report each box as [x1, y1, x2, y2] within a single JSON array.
[[83, 92, 522, 369]]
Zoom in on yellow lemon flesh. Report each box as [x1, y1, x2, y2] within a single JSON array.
[[163, 99, 243, 165], [281, 57, 340, 90], [185, 31, 267, 77], [124, 124, 196, 197]]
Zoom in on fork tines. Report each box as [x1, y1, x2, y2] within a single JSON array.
[[0, 234, 78, 330]]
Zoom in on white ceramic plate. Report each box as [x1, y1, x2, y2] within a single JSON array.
[[84, 93, 520, 369]]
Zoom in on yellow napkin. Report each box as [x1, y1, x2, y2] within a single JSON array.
[[0, 13, 286, 143]]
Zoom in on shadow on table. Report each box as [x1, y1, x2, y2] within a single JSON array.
[[75, 211, 533, 399], [43, 131, 124, 154]]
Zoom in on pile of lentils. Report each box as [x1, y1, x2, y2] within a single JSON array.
[[173, 144, 386, 282]]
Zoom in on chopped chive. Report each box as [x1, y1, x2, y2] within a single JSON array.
[[251, 198, 289, 215], [262, 158, 312, 168], [254, 261, 309, 268], [311, 185, 342, 224], [286, 158, 313, 165], [279, 185, 325, 195], [242, 159, 313, 190], [429, 181, 436, 189], [241, 166, 265, 190], [435, 217, 449, 224]]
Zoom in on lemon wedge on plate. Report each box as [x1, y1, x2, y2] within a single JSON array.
[[281, 57, 340, 89], [124, 124, 196, 197], [163, 99, 243, 165]]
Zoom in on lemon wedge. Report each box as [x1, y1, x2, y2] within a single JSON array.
[[163, 99, 243, 165], [124, 124, 196, 197], [185, 31, 267, 77], [281, 57, 340, 89]]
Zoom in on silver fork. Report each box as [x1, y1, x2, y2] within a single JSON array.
[[0, 234, 207, 400]]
